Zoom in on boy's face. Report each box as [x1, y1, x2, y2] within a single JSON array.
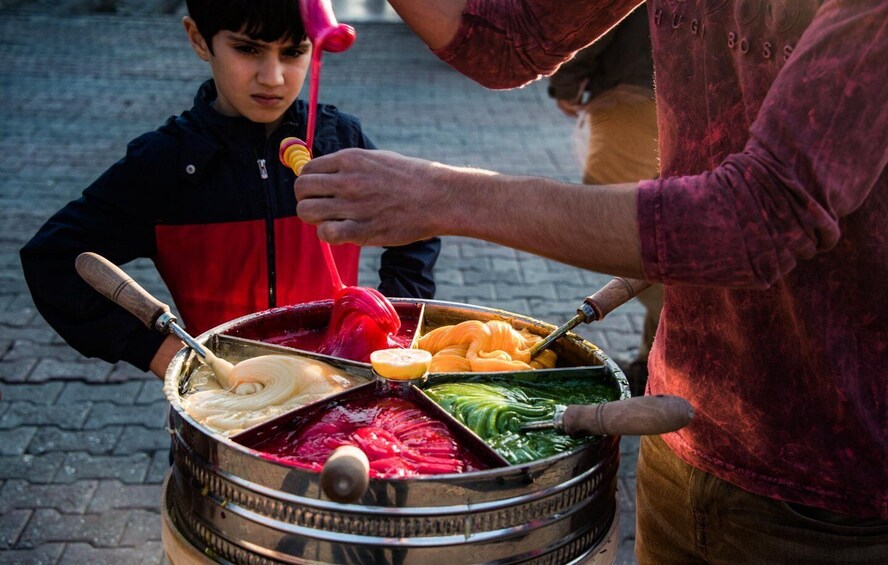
[[184, 17, 311, 129]]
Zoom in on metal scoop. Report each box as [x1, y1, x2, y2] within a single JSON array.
[[529, 277, 652, 357], [74, 252, 234, 384]]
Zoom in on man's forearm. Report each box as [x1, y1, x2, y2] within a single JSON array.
[[436, 168, 644, 277], [387, 0, 466, 50], [295, 151, 643, 278]]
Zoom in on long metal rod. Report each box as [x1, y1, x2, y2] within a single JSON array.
[[156, 312, 208, 359], [528, 313, 587, 357]]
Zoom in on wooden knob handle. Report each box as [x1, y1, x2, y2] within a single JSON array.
[[583, 277, 651, 320], [562, 395, 694, 436], [74, 252, 169, 329], [320, 445, 370, 503]]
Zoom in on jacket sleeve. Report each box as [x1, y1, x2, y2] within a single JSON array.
[[637, 0, 888, 288], [378, 237, 442, 299], [350, 123, 443, 299], [19, 133, 172, 370], [433, 0, 645, 89]]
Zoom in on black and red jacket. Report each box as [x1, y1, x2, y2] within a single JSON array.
[[20, 80, 440, 371]]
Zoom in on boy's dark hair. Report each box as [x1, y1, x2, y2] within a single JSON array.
[[186, 0, 306, 52]]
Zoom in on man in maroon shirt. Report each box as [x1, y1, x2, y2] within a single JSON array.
[[294, 1, 887, 561]]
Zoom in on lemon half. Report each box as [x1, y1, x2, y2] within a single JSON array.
[[370, 348, 433, 380]]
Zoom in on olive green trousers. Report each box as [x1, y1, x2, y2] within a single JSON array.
[[636, 434, 888, 564]]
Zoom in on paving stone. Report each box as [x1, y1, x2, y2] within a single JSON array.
[[114, 426, 170, 454], [616, 538, 638, 565], [87, 480, 162, 512], [580, 270, 615, 288], [0, 381, 64, 403], [28, 359, 111, 383], [82, 401, 168, 429], [58, 381, 142, 404], [0, 543, 64, 565], [107, 364, 155, 383], [490, 258, 524, 275], [0, 453, 65, 483], [463, 269, 519, 285], [442, 283, 496, 302], [136, 381, 167, 404], [0, 358, 38, 383], [119, 509, 162, 545], [145, 449, 172, 484], [0, 401, 92, 430], [0, 306, 39, 328], [55, 452, 150, 484], [620, 435, 641, 455], [596, 331, 641, 360], [29, 427, 122, 455], [17, 509, 129, 548], [525, 297, 572, 320], [59, 541, 164, 565], [523, 268, 583, 286], [618, 476, 637, 513], [0, 508, 31, 550], [0, 426, 37, 455], [2, 293, 37, 312], [0, 327, 58, 347], [486, 298, 532, 315], [0, 480, 97, 514], [619, 506, 637, 544], [495, 282, 558, 301], [466, 243, 518, 259]]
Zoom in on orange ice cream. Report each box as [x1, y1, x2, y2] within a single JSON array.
[[417, 320, 557, 373]]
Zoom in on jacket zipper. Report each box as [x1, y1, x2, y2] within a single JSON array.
[[257, 158, 277, 309]]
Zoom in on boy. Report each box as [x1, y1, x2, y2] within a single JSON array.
[[19, 0, 440, 378]]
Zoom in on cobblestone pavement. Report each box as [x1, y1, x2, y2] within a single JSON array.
[[0, 11, 645, 564]]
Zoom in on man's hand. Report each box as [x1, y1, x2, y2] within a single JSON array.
[[294, 147, 644, 279], [555, 98, 584, 118], [295, 148, 470, 247]]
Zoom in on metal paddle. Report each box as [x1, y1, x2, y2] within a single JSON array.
[[529, 277, 652, 357], [520, 394, 694, 436], [74, 252, 234, 384]]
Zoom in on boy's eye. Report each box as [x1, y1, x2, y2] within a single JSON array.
[[234, 44, 259, 55], [282, 47, 308, 59]]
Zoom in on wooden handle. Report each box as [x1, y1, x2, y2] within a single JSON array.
[[320, 445, 370, 503], [75, 252, 169, 329], [562, 395, 694, 436], [583, 277, 651, 320]]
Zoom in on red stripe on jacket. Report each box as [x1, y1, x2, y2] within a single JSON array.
[[154, 216, 359, 335]]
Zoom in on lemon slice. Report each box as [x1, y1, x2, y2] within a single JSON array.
[[370, 348, 433, 380]]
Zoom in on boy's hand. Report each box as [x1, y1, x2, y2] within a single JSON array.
[[150, 335, 184, 379]]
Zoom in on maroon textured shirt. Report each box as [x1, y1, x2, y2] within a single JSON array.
[[435, 0, 887, 519]]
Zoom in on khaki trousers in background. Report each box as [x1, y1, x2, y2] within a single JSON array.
[[580, 84, 663, 362], [636, 435, 888, 564]]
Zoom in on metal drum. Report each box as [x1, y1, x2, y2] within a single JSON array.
[[162, 299, 629, 564]]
